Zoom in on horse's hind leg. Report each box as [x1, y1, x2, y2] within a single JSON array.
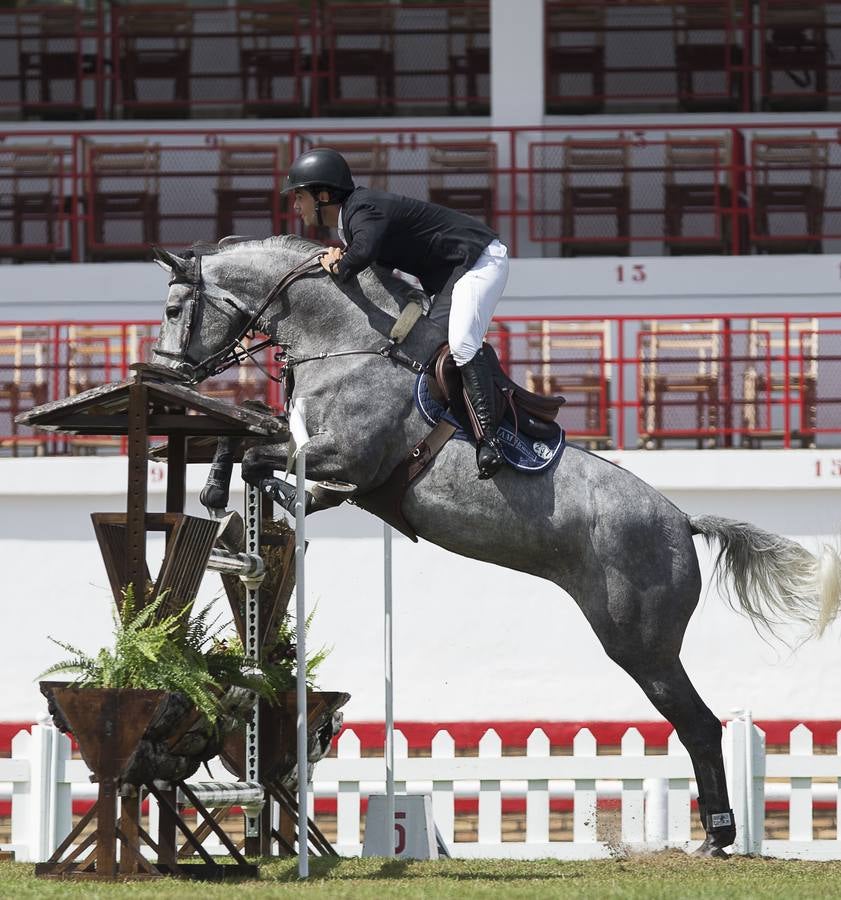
[[624, 659, 735, 857]]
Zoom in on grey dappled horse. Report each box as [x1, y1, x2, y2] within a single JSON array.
[[153, 235, 841, 857]]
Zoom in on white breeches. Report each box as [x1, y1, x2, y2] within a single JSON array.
[[447, 239, 509, 366]]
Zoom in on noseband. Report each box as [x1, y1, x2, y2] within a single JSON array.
[[155, 249, 324, 383]]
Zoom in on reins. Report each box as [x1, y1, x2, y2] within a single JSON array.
[[284, 342, 426, 376], [162, 244, 429, 384], [283, 294, 429, 375]]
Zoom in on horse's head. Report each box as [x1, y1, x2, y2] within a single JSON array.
[[152, 242, 274, 383], [152, 234, 430, 385]]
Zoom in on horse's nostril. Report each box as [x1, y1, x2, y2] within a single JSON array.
[[166, 306, 180, 320]]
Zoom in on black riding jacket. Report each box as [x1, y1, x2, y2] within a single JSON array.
[[333, 187, 498, 296]]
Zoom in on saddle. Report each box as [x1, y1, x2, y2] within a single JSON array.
[[428, 342, 565, 443], [353, 342, 565, 542]]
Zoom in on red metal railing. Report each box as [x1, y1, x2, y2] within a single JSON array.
[[490, 312, 841, 451], [2, 312, 840, 455], [2, 121, 841, 262], [544, 0, 841, 116], [5, 1, 841, 120], [0, 1, 490, 122], [0, 320, 284, 456]]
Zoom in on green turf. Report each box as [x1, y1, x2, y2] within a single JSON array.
[[4, 854, 841, 899]]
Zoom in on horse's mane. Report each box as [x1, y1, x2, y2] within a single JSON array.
[[207, 234, 430, 310]]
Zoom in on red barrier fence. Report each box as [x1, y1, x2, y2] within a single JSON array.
[[2, 122, 841, 262], [2, 312, 839, 454]]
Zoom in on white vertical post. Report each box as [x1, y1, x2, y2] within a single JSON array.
[[11, 728, 35, 861], [431, 730, 455, 846], [478, 729, 502, 844], [573, 728, 598, 844], [744, 710, 755, 850], [52, 725, 72, 857], [644, 778, 668, 845], [726, 713, 749, 853], [393, 730, 408, 796], [295, 442, 308, 878], [789, 724, 813, 843], [526, 728, 550, 844], [10, 722, 71, 862], [147, 788, 160, 850], [621, 728, 645, 844], [336, 729, 361, 851], [747, 718, 766, 856], [383, 523, 395, 858], [666, 731, 691, 845]]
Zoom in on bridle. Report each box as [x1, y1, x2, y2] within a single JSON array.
[[155, 246, 429, 386], [155, 249, 324, 383]]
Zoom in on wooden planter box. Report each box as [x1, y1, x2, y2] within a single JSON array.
[[36, 681, 258, 880]]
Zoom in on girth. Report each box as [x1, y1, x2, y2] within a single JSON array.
[[353, 417, 456, 542]]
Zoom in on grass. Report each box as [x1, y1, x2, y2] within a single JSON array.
[[5, 853, 841, 899]]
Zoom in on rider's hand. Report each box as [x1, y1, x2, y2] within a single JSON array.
[[320, 247, 344, 275]]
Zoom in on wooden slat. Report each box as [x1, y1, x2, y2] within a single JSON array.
[[155, 515, 219, 622]]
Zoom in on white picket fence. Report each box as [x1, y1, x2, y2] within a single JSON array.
[[3, 712, 841, 861]]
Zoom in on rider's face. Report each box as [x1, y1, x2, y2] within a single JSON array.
[[293, 189, 332, 227], [293, 189, 316, 226]]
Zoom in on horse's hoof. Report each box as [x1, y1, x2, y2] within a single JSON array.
[[200, 484, 230, 512], [693, 838, 732, 860], [215, 511, 245, 552], [311, 480, 357, 509]]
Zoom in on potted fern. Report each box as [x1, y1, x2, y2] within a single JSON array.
[[40, 587, 268, 786]]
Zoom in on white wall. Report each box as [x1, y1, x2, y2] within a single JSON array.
[[2, 451, 840, 725], [2, 254, 840, 323]]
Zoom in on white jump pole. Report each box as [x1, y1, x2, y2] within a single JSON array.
[[383, 523, 395, 857], [290, 399, 310, 880]]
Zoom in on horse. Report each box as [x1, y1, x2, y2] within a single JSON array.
[[152, 234, 841, 857]]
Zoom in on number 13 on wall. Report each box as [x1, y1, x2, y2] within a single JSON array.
[[616, 264, 647, 283]]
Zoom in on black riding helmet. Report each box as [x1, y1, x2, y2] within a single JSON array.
[[283, 148, 354, 196], [283, 148, 354, 227]]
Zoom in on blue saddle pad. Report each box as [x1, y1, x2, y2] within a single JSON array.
[[414, 373, 565, 474]]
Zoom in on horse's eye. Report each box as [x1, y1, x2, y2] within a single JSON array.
[[166, 306, 180, 320]]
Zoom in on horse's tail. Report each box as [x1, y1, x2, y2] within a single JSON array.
[[689, 514, 841, 639]]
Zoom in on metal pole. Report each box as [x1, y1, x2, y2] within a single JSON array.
[[384, 524, 395, 857], [295, 445, 309, 879], [243, 484, 262, 844]]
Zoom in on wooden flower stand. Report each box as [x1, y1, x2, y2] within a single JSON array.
[[22, 367, 349, 873], [36, 683, 258, 880], [221, 691, 349, 858]]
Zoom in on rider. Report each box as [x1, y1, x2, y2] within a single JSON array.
[[282, 147, 509, 480]]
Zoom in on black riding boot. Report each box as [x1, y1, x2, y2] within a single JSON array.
[[460, 348, 504, 479]]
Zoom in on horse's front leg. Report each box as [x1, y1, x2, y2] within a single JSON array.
[[241, 435, 357, 516], [200, 435, 241, 514]]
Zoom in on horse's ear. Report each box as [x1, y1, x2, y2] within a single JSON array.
[[153, 245, 188, 274], [218, 234, 254, 248]]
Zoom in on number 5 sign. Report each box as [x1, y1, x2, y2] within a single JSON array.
[[362, 794, 450, 859]]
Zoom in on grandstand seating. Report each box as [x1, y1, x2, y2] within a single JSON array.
[[1, 0, 839, 452]]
